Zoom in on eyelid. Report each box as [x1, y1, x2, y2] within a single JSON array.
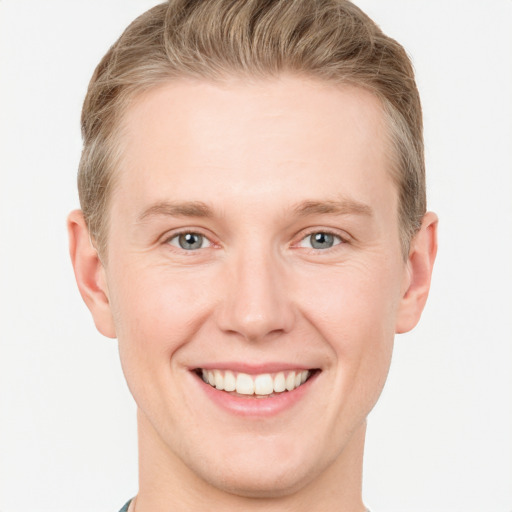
[[294, 228, 349, 249], [161, 228, 217, 250]]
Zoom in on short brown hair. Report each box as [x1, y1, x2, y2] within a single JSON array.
[[78, 0, 425, 258]]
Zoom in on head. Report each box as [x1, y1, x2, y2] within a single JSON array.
[[78, 0, 425, 260], [69, 0, 437, 505]]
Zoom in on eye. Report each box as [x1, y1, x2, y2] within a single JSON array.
[[167, 232, 211, 251], [299, 231, 343, 250]]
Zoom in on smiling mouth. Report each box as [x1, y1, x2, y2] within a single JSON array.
[[195, 368, 317, 397]]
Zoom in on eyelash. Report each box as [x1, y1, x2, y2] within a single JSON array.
[[163, 228, 348, 254], [164, 230, 214, 251], [295, 229, 346, 251]]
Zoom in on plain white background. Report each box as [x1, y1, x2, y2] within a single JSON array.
[[0, 1, 511, 511]]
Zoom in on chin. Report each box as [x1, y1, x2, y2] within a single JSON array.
[[199, 460, 317, 499], [185, 435, 329, 499]]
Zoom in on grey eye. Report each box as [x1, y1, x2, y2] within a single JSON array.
[[297, 231, 342, 250], [309, 232, 335, 249], [297, 231, 344, 250], [169, 232, 208, 250]]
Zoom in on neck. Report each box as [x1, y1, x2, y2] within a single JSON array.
[[135, 409, 367, 512]]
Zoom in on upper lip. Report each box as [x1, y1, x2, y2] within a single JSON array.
[[192, 362, 316, 374]]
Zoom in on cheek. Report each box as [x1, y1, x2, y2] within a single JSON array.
[[109, 265, 214, 378], [298, 262, 401, 346], [295, 259, 402, 408]]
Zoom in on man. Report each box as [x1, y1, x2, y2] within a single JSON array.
[[68, 1, 437, 510]]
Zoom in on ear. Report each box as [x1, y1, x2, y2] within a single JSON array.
[[67, 210, 116, 338], [395, 211, 438, 334]]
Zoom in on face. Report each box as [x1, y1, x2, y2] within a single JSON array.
[[103, 76, 409, 496]]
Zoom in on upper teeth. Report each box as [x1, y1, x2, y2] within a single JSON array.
[[201, 369, 310, 396]]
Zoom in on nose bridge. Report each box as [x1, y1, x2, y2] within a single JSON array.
[[217, 240, 294, 341]]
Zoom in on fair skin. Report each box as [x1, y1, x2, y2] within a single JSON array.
[[68, 76, 437, 512]]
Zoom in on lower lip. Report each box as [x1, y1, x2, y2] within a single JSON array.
[[193, 372, 318, 417]]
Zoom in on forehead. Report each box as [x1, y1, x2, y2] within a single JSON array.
[[114, 76, 396, 221]]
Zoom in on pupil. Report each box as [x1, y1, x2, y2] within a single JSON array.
[[179, 233, 202, 250], [311, 232, 334, 249]]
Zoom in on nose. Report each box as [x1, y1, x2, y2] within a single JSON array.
[[215, 245, 296, 342]]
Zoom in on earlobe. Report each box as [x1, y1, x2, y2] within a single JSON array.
[[67, 210, 117, 338], [395, 211, 438, 334]]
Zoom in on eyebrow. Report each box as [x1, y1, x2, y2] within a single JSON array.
[[137, 201, 213, 222], [136, 197, 373, 222], [292, 198, 373, 218]]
